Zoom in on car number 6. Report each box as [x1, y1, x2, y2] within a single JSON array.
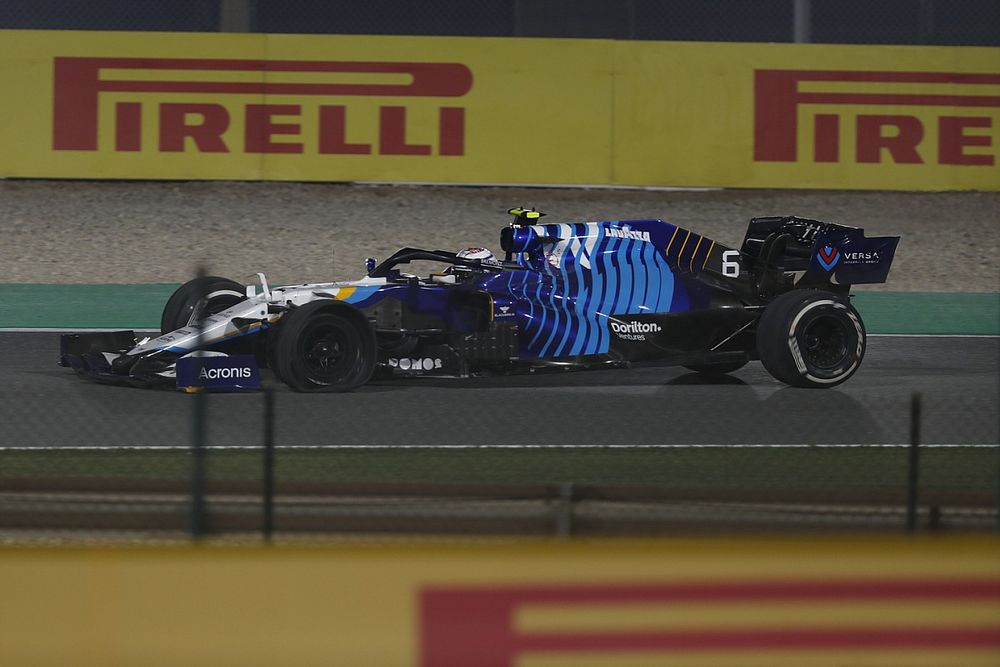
[[722, 250, 740, 277]]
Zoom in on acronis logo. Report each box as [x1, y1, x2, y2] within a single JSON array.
[[199, 366, 253, 379]]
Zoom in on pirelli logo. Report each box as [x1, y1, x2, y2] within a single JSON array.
[[420, 578, 1000, 666], [52, 57, 473, 155], [754, 69, 1000, 166]]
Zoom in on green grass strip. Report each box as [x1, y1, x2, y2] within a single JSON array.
[[852, 292, 1000, 336], [0, 284, 177, 329], [0, 285, 997, 335], [2, 447, 996, 505]]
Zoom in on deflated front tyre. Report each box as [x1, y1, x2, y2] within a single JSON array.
[[756, 289, 866, 388], [271, 301, 376, 392]]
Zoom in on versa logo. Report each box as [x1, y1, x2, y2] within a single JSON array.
[[52, 57, 472, 155], [755, 69, 1000, 166]]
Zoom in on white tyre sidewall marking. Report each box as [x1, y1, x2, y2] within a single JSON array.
[[786, 299, 864, 385], [205, 289, 243, 301]]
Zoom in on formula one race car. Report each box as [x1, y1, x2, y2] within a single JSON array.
[[60, 207, 898, 391]]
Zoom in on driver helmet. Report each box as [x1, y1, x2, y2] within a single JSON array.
[[456, 247, 496, 262]]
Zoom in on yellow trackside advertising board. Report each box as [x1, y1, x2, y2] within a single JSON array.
[[1, 539, 999, 666], [0, 30, 997, 190]]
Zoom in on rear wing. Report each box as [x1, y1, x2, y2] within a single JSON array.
[[740, 216, 899, 287]]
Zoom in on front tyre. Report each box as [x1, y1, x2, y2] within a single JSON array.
[[756, 290, 865, 388], [272, 302, 376, 392], [160, 276, 245, 335]]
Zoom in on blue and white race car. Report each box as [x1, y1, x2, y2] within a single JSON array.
[[61, 207, 898, 391]]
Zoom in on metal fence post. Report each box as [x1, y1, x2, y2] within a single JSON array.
[[996, 445, 1000, 533], [262, 386, 276, 541], [555, 483, 574, 538], [793, 0, 812, 43], [189, 269, 209, 540], [190, 387, 207, 539], [219, 0, 253, 32], [906, 392, 922, 532]]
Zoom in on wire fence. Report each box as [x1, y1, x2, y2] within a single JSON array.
[[3, 371, 997, 448], [1, 0, 997, 46], [1, 391, 997, 541], [4, 268, 998, 541]]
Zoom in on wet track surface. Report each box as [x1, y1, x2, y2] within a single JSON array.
[[1, 333, 997, 447]]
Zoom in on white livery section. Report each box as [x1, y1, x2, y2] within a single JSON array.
[[130, 274, 387, 356]]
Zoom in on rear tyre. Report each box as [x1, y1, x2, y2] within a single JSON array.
[[160, 276, 245, 335], [271, 302, 376, 392], [756, 289, 865, 388], [683, 359, 748, 375]]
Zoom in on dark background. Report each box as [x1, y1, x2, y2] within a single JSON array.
[[1, 0, 997, 45]]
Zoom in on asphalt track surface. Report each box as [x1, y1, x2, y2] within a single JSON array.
[[1, 333, 997, 448]]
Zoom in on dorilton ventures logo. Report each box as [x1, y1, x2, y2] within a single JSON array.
[[610, 319, 661, 341], [754, 69, 999, 166], [52, 57, 473, 155], [610, 320, 661, 335]]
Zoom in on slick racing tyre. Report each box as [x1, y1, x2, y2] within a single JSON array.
[[271, 302, 376, 392], [756, 289, 866, 389], [161, 276, 245, 334]]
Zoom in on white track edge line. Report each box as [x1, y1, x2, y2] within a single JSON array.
[[0, 328, 160, 333], [1, 444, 995, 451], [354, 180, 722, 192], [868, 333, 999, 338]]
